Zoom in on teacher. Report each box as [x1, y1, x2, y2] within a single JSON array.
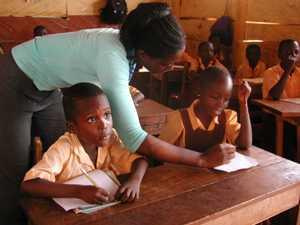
[[0, 3, 234, 224]]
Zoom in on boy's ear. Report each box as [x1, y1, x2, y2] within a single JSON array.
[[66, 121, 76, 133]]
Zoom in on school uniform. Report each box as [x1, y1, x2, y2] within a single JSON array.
[[262, 64, 300, 98], [24, 130, 142, 183], [236, 60, 266, 79], [159, 100, 241, 152]]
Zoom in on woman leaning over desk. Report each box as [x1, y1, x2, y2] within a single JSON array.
[[0, 3, 235, 224]]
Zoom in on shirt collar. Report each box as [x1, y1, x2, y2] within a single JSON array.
[[187, 100, 220, 131]]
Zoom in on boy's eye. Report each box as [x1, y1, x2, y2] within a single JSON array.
[[87, 117, 97, 123], [104, 112, 112, 119]]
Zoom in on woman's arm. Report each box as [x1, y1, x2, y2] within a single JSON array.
[[137, 135, 236, 168]]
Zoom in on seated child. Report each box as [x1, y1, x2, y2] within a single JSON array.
[[160, 67, 252, 152], [197, 41, 227, 73], [235, 44, 266, 81], [21, 83, 148, 203], [33, 25, 48, 37], [263, 39, 300, 99], [129, 85, 145, 106]]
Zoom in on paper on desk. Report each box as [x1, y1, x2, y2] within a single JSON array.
[[53, 169, 120, 211], [214, 152, 258, 172]]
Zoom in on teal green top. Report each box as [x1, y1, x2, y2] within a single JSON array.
[[12, 28, 147, 151]]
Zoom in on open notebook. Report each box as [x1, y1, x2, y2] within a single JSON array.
[[53, 169, 121, 214]]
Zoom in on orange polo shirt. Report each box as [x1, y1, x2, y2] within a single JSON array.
[[236, 60, 266, 79], [262, 64, 300, 99], [159, 100, 241, 147], [24, 130, 142, 183]]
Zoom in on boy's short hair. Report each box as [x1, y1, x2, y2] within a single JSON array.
[[278, 39, 296, 55], [33, 25, 47, 37], [190, 67, 231, 96], [62, 83, 104, 122]]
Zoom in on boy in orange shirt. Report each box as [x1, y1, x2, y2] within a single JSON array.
[[22, 83, 148, 203], [160, 67, 252, 152], [263, 39, 300, 99]]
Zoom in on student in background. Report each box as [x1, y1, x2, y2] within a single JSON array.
[[33, 25, 48, 37], [100, 0, 128, 26], [160, 67, 252, 152], [21, 83, 148, 203], [209, 33, 233, 72], [197, 41, 227, 72], [263, 39, 300, 99], [235, 44, 266, 81]]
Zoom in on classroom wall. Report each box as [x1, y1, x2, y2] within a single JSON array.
[[1, 0, 300, 68], [0, 0, 165, 52], [171, 0, 300, 68]]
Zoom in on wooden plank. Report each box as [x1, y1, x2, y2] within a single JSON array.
[[275, 116, 284, 157], [179, 0, 237, 19], [0, 0, 66, 17], [246, 24, 300, 42], [67, 0, 105, 16], [248, 0, 300, 24], [180, 19, 215, 41]]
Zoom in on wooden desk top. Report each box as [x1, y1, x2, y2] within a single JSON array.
[[136, 99, 173, 117], [253, 99, 300, 117], [21, 146, 300, 225]]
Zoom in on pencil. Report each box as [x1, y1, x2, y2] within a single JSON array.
[[80, 167, 98, 187]]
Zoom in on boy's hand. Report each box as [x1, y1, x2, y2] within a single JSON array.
[[284, 57, 296, 74], [199, 143, 236, 168], [238, 81, 251, 105], [77, 185, 110, 204], [117, 178, 141, 203]]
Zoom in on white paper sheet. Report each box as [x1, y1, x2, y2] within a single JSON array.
[[53, 169, 120, 211], [214, 152, 258, 172]]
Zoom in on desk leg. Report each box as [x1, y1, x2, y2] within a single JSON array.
[[297, 126, 300, 163], [275, 116, 284, 156]]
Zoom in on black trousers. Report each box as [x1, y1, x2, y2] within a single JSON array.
[[0, 53, 66, 225]]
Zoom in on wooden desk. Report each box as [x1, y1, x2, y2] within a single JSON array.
[[136, 99, 173, 135], [253, 99, 300, 161], [21, 146, 300, 225]]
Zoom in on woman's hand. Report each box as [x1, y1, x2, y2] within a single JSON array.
[[117, 178, 141, 203], [77, 185, 110, 204]]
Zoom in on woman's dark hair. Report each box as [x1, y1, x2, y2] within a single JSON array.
[[119, 2, 185, 59], [100, 0, 128, 25], [62, 83, 104, 122]]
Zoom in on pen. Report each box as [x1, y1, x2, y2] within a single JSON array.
[[79, 167, 98, 187]]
